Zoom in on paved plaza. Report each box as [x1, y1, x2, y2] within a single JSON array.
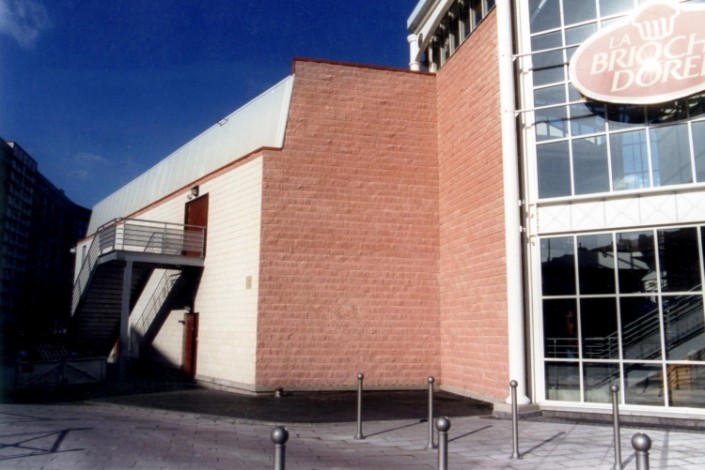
[[1, 389, 704, 469]]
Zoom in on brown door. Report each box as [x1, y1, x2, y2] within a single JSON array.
[[182, 312, 199, 379], [184, 194, 208, 256]]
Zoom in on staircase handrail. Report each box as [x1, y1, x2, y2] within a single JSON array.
[[71, 218, 122, 314], [133, 269, 181, 337]]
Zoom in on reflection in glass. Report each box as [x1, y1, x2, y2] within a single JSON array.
[[571, 103, 605, 136], [565, 23, 597, 46], [535, 104, 569, 141], [650, 124, 692, 187], [529, 0, 561, 33], [531, 30, 562, 51], [544, 299, 578, 358], [616, 231, 655, 293], [658, 228, 700, 292], [647, 100, 688, 124], [545, 362, 580, 401], [541, 236, 575, 295], [578, 234, 615, 294], [668, 365, 705, 408], [573, 136, 609, 195], [624, 364, 664, 406], [533, 50, 565, 86], [537, 141, 571, 198], [606, 105, 646, 130], [583, 363, 619, 403], [599, 0, 633, 17], [610, 130, 649, 190], [689, 93, 705, 120], [663, 295, 705, 361], [534, 85, 565, 109], [693, 121, 705, 182], [581, 298, 619, 359], [621, 297, 662, 360], [563, 0, 596, 25]]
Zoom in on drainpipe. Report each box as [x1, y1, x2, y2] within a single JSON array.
[[408, 34, 421, 71], [497, 0, 530, 405]]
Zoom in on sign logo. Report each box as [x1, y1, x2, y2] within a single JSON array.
[[569, 0, 705, 104]]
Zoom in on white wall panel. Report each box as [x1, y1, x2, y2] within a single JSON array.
[[537, 190, 705, 235], [130, 157, 264, 388]]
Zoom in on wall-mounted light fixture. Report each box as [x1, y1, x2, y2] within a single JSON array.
[[188, 185, 200, 200]]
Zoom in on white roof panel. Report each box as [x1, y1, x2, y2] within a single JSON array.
[[87, 75, 294, 234]]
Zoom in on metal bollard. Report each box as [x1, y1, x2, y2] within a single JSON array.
[[510, 380, 521, 459], [354, 372, 365, 439], [436, 416, 451, 470], [427, 376, 436, 449], [632, 433, 652, 470], [611, 384, 623, 470], [271, 426, 289, 470]]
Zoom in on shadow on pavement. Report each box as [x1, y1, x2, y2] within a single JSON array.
[[2, 364, 493, 424]]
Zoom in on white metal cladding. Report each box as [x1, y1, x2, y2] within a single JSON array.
[[87, 75, 294, 234]]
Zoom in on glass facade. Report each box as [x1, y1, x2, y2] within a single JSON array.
[[528, 0, 705, 200], [523, 0, 705, 409], [540, 228, 705, 407]]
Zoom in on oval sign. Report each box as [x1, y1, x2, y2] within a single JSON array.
[[569, 0, 705, 105]]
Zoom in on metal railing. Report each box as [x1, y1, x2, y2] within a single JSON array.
[[71, 218, 206, 315], [133, 269, 182, 339]]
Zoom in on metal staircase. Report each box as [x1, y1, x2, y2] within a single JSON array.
[[70, 218, 205, 358]]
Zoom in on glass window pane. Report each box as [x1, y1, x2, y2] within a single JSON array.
[[617, 231, 656, 294], [689, 93, 705, 120], [544, 299, 579, 358], [610, 130, 649, 191], [534, 85, 566, 108], [531, 30, 562, 51], [606, 104, 646, 130], [529, 0, 561, 33], [541, 236, 576, 295], [668, 365, 705, 408], [565, 22, 597, 46], [663, 295, 705, 361], [583, 363, 619, 403], [545, 362, 581, 401], [693, 121, 705, 182], [573, 136, 610, 195], [621, 297, 662, 360], [535, 104, 569, 141], [658, 228, 701, 293], [563, 0, 596, 25], [648, 100, 688, 124], [570, 103, 605, 136], [624, 364, 664, 406], [650, 124, 692, 187], [578, 234, 615, 294], [532, 50, 566, 86], [581, 298, 619, 359], [599, 0, 633, 17], [538, 141, 571, 198]]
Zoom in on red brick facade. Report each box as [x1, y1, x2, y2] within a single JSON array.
[[255, 13, 506, 400], [257, 60, 441, 389], [436, 13, 508, 401]]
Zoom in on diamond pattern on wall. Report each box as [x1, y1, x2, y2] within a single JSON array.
[[640, 194, 677, 226], [604, 197, 641, 228], [571, 201, 605, 231]]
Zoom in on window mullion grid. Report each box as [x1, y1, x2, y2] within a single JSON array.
[[653, 229, 670, 407]]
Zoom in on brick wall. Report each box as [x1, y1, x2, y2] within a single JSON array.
[[436, 12, 509, 401], [257, 60, 439, 390]]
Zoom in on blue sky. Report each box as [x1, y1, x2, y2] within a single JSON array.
[[0, 0, 417, 208]]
